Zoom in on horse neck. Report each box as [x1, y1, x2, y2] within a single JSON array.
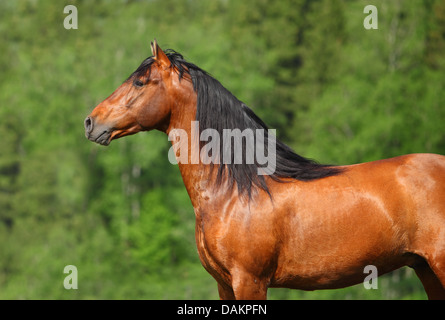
[[166, 91, 211, 210]]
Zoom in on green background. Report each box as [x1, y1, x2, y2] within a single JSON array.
[[1, 0, 444, 299]]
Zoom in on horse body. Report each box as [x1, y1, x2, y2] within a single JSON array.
[[191, 153, 445, 298], [85, 40, 445, 299]]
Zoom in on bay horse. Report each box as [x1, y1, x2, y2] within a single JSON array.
[[85, 40, 445, 299]]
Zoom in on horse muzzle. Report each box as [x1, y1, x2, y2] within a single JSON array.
[[84, 116, 113, 146]]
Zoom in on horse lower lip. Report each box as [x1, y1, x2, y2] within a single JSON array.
[[89, 130, 111, 145], [98, 139, 110, 146], [97, 134, 110, 145]]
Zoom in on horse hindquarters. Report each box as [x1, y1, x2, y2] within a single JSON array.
[[403, 154, 445, 299]]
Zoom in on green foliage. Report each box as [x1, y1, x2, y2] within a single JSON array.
[[0, 0, 443, 299], [128, 189, 179, 271]]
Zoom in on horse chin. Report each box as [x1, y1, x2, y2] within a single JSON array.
[[110, 128, 140, 141], [92, 129, 129, 146]]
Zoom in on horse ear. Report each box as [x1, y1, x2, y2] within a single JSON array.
[[151, 39, 170, 68]]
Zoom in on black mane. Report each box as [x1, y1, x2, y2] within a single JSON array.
[[130, 50, 343, 199]]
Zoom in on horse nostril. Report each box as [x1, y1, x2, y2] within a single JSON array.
[[84, 116, 93, 134]]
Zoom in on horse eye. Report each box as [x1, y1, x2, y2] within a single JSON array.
[[133, 79, 144, 88]]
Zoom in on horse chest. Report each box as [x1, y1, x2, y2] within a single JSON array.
[[194, 218, 232, 285]]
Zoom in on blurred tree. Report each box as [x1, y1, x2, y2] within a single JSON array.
[[0, 108, 22, 228], [425, 0, 445, 69]]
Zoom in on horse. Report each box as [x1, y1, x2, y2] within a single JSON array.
[[85, 40, 445, 300]]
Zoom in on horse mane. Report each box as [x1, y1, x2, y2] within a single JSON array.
[[129, 50, 344, 199]]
